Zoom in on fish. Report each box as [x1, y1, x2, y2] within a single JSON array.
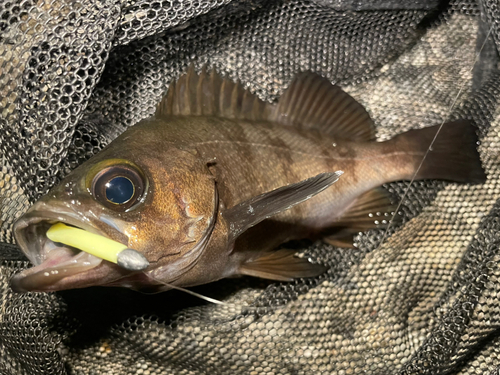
[[10, 65, 486, 293]]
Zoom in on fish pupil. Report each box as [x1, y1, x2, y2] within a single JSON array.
[[105, 176, 135, 204]]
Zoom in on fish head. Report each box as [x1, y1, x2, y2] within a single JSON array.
[[11, 125, 218, 293]]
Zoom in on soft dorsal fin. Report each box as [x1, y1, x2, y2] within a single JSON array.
[[156, 66, 376, 141], [156, 64, 272, 121], [269, 72, 376, 141], [224, 171, 343, 244]]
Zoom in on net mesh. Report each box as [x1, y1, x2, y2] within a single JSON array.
[[1, 0, 500, 373]]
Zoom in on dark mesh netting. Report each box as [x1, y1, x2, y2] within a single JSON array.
[[2, 0, 500, 373]]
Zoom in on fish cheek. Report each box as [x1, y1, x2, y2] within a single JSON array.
[[130, 185, 186, 263], [122, 150, 216, 269], [127, 170, 206, 263]]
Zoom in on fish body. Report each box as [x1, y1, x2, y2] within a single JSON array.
[[10, 66, 486, 293]]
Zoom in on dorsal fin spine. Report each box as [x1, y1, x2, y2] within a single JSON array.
[[209, 68, 219, 115], [186, 64, 195, 114], [308, 81, 330, 121], [332, 105, 355, 127], [155, 66, 376, 142], [231, 82, 242, 118], [297, 78, 321, 123], [315, 84, 336, 124], [197, 67, 207, 114], [328, 95, 352, 121]]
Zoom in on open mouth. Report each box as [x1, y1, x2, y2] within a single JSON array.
[[10, 209, 127, 293]]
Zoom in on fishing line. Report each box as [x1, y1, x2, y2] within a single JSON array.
[[148, 276, 230, 305], [114, 24, 495, 310], [377, 23, 494, 249], [145, 272, 277, 311]]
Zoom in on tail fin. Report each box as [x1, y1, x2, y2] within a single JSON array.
[[396, 120, 486, 183]]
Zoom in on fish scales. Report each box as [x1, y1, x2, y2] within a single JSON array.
[[140, 117, 368, 226], [138, 117, 408, 227], [9, 66, 486, 293]]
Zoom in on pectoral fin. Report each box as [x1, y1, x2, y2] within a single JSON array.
[[224, 171, 343, 243], [239, 249, 327, 281]]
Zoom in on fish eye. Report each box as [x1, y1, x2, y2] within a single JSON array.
[[105, 176, 134, 204], [91, 165, 146, 210]]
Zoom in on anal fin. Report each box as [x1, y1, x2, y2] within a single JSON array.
[[239, 249, 327, 282], [323, 229, 358, 248], [334, 187, 399, 229], [323, 187, 401, 248]]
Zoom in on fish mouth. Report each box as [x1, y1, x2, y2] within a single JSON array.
[[11, 204, 130, 293]]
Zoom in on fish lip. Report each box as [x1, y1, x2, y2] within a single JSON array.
[[14, 210, 116, 265], [16, 214, 82, 266], [11, 202, 130, 292]]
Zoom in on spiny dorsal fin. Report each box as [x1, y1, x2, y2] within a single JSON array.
[[269, 72, 376, 141], [224, 171, 343, 244], [156, 64, 272, 121], [239, 249, 327, 281]]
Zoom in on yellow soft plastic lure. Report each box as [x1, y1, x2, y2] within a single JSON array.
[[46, 223, 149, 271]]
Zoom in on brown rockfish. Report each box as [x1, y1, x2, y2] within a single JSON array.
[[10, 66, 485, 293]]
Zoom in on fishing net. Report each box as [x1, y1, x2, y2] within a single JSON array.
[[1, 0, 500, 373]]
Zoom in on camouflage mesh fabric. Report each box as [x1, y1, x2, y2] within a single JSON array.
[[1, 0, 500, 374]]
